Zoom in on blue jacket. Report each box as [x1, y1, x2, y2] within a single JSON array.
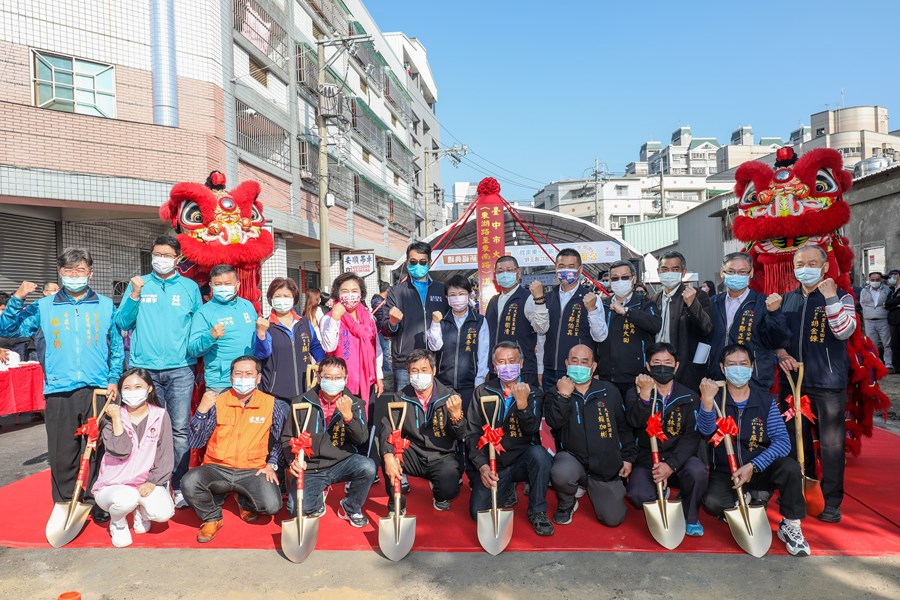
[[0, 290, 124, 394], [114, 272, 202, 370], [188, 295, 257, 389]]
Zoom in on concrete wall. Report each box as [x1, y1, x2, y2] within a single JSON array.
[[844, 165, 900, 278]]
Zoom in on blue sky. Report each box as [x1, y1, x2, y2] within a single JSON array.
[[368, 0, 900, 202]]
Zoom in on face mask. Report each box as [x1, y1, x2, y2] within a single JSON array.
[[496, 271, 518, 289], [610, 279, 633, 298], [658, 272, 683, 290], [601, 281, 611, 290], [319, 378, 345, 396], [557, 269, 578, 285], [232, 377, 257, 395], [61, 276, 89, 293], [448, 296, 469, 312], [649, 364, 676, 385], [151, 256, 176, 275], [271, 297, 293, 313], [566, 364, 592, 385], [409, 373, 433, 392], [340, 292, 361, 310], [120, 389, 149, 408], [870, 281, 882, 289], [212, 285, 236, 302], [408, 263, 429, 279], [794, 267, 823, 286], [724, 274, 750, 292], [497, 363, 521, 383], [724, 365, 753, 388], [888, 277, 897, 286]]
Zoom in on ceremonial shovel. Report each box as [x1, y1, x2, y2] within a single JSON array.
[[476, 395, 514, 555], [714, 384, 772, 558], [305, 363, 318, 391], [784, 363, 825, 517], [378, 402, 416, 561], [642, 389, 685, 550], [46, 389, 113, 548], [281, 402, 319, 563]]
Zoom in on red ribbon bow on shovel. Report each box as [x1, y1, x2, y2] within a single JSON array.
[[477, 425, 506, 453], [387, 429, 410, 462], [75, 417, 99, 444], [290, 432, 314, 457], [709, 416, 738, 447], [781, 395, 816, 424], [645, 411, 668, 442]]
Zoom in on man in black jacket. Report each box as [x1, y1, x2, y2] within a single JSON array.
[[467, 342, 553, 535], [654, 251, 712, 391], [596, 260, 662, 398], [282, 356, 375, 528], [380, 349, 466, 513], [625, 342, 706, 536], [380, 242, 449, 392], [545, 344, 637, 527]]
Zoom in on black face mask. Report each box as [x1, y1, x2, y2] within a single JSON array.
[[649, 365, 676, 385]]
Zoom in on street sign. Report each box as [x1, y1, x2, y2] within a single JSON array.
[[431, 241, 621, 271], [342, 252, 375, 277]]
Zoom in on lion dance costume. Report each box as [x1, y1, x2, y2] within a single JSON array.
[[160, 170, 274, 313], [732, 147, 889, 455]]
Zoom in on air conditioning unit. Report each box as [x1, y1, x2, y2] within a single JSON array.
[[300, 169, 315, 183], [318, 84, 344, 118]]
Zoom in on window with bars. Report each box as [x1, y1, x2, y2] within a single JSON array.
[[233, 0, 289, 70], [33, 50, 115, 117], [296, 43, 317, 96], [235, 100, 290, 170], [386, 134, 414, 179], [299, 139, 319, 186], [384, 70, 413, 123], [389, 198, 416, 232], [351, 98, 386, 157], [307, 0, 348, 36], [328, 158, 354, 204], [353, 173, 388, 220]]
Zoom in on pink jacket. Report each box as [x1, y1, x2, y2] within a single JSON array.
[[92, 404, 167, 493]]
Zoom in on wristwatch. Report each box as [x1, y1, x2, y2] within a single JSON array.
[[751, 462, 760, 474]]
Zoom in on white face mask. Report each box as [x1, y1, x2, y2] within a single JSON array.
[[271, 297, 294, 313], [610, 279, 633, 298], [409, 373, 433, 392], [870, 281, 882, 289], [151, 256, 176, 275], [121, 388, 149, 408]]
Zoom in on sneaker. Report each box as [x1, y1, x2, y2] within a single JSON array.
[[553, 500, 579, 525], [306, 504, 327, 518], [91, 505, 110, 523], [574, 486, 586, 499], [818, 506, 842, 523], [501, 488, 518, 508], [778, 519, 811, 557], [173, 489, 188, 509], [338, 500, 369, 528], [685, 521, 704, 537], [132, 508, 150, 534], [749, 490, 771, 508], [345, 481, 352, 494], [401, 474, 410, 494], [433, 498, 451, 511], [528, 512, 554, 536], [109, 519, 133, 548]]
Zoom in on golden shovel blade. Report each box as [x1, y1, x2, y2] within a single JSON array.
[[378, 513, 416, 561], [45, 500, 92, 548], [642, 497, 686, 550], [724, 504, 772, 558], [476, 507, 514, 556], [280, 514, 320, 564]]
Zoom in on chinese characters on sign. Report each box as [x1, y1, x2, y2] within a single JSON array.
[[342, 253, 376, 278], [476, 194, 505, 313]]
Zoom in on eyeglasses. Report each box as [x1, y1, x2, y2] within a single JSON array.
[[723, 270, 751, 276], [152, 252, 177, 259], [60, 267, 90, 276], [608, 276, 631, 282], [407, 259, 429, 266]]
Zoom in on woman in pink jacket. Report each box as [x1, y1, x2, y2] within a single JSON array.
[[92, 368, 175, 547]]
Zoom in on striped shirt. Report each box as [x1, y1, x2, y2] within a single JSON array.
[[824, 293, 856, 340], [698, 397, 790, 472]]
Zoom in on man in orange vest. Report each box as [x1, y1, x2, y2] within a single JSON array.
[[181, 355, 286, 543]]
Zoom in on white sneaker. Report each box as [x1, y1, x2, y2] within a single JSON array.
[[575, 486, 586, 499], [109, 519, 133, 548], [778, 519, 811, 557], [173, 489, 188, 509], [132, 508, 150, 534]]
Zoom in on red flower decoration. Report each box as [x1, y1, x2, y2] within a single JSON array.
[[210, 171, 226, 186], [477, 177, 501, 196], [776, 147, 794, 162]]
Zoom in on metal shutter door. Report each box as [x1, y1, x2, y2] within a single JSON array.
[[0, 213, 59, 293]]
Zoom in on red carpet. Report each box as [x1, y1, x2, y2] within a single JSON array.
[[2, 428, 898, 555]]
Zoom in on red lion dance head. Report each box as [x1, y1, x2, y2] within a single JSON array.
[[732, 147, 888, 454], [160, 171, 274, 312]]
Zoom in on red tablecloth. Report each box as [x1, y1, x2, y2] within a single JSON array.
[[0, 363, 45, 416]]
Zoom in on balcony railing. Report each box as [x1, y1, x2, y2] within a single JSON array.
[[233, 0, 289, 70], [307, 0, 349, 36], [389, 197, 417, 232], [384, 69, 413, 124], [349, 22, 385, 94], [386, 134, 414, 179], [351, 98, 387, 157], [235, 99, 290, 171], [354, 172, 388, 220]]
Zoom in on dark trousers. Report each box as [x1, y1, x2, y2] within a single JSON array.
[[541, 368, 566, 393], [550, 450, 627, 526], [468, 445, 552, 519], [455, 386, 477, 484], [626, 457, 708, 523], [180, 464, 282, 522], [614, 381, 635, 401], [45, 387, 103, 503], [288, 455, 376, 517], [703, 457, 806, 520], [148, 366, 196, 490], [891, 323, 900, 367], [780, 386, 846, 508], [383, 445, 461, 511]]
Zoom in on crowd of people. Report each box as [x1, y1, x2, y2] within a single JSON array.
[[1, 235, 896, 558]]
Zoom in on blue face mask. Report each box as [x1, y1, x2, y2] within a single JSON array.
[[408, 263, 429, 280], [794, 267, 823, 286], [212, 285, 236, 302], [232, 377, 257, 395], [320, 378, 345, 396], [724, 274, 750, 292], [724, 365, 753, 388], [61, 276, 89, 293], [566, 364, 592, 385], [659, 272, 683, 290], [496, 271, 518, 289], [557, 269, 578, 285]]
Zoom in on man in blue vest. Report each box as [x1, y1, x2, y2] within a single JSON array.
[[115, 236, 202, 508], [0, 249, 123, 521], [484, 256, 549, 388]]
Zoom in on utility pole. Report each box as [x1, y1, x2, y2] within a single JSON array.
[[659, 171, 666, 218], [418, 144, 467, 237], [587, 159, 608, 227], [423, 147, 430, 236]]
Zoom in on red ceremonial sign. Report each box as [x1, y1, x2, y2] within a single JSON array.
[[475, 178, 506, 313]]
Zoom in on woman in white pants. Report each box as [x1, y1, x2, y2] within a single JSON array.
[[91, 368, 175, 547]]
